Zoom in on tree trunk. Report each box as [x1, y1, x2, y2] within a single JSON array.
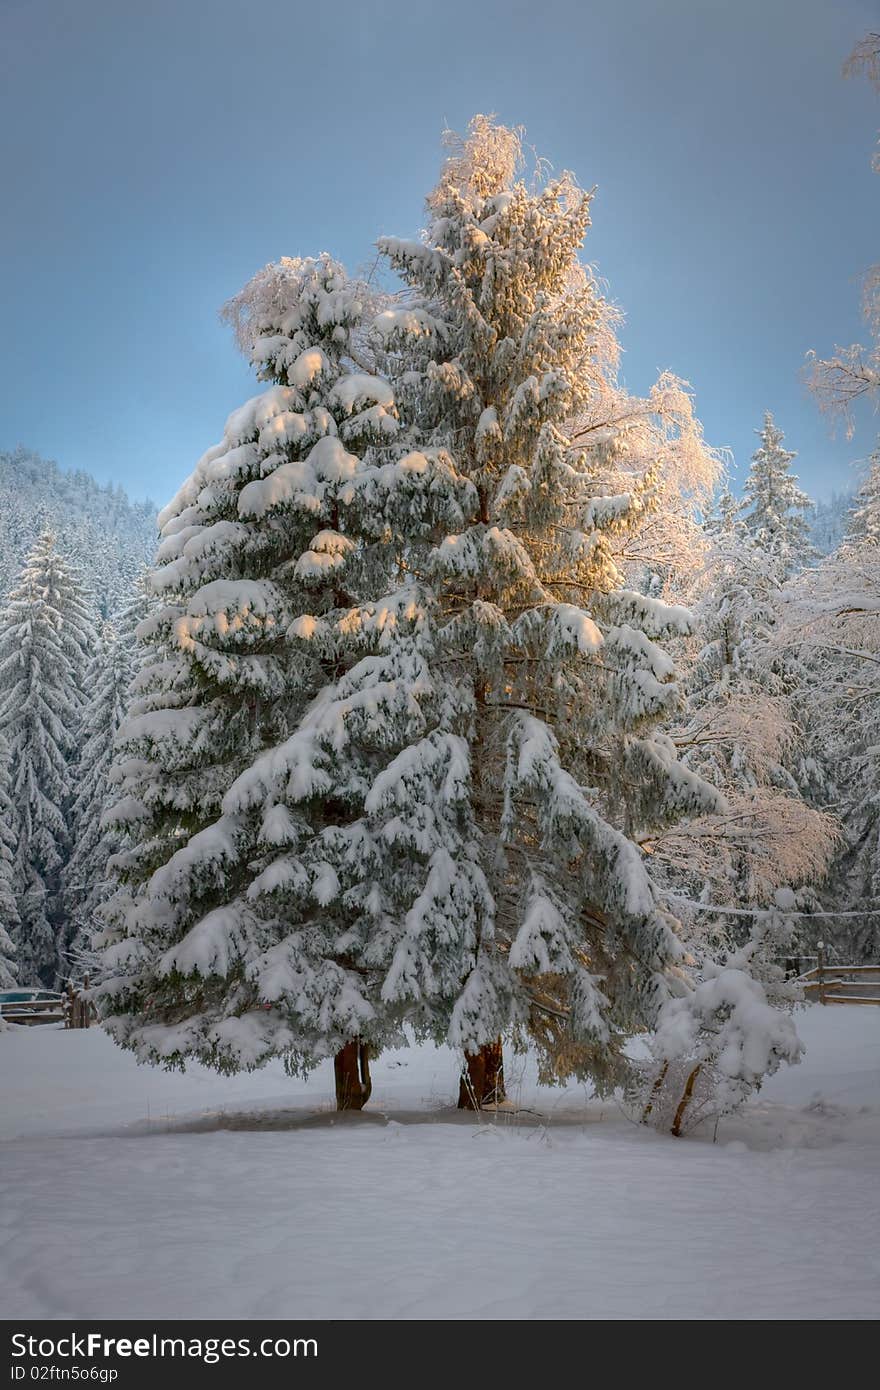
[[458, 1038, 506, 1110], [334, 1041, 372, 1111], [641, 1059, 669, 1123], [671, 1063, 701, 1137]]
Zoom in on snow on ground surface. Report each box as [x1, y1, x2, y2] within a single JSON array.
[[1, 1006, 878, 1320]]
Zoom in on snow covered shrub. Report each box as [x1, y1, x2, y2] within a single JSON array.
[[634, 915, 803, 1135]]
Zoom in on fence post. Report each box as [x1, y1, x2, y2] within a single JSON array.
[[83, 974, 91, 1029], [817, 941, 826, 1005]]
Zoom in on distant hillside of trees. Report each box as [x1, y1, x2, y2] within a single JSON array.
[[0, 447, 157, 616]]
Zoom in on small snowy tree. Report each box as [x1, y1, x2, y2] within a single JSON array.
[[739, 414, 814, 579], [636, 912, 803, 1136], [65, 594, 149, 970], [0, 534, 94, 983], [704, 485, 740, 537]]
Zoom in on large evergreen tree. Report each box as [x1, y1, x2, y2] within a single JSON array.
[[97, 255, 416, 1100], [365, 118, 725, 1091], [739, 413, 814, 578], [187, 118, 721, 1098], [0, 534, 94, 983], [100, 121, 806, 1118]]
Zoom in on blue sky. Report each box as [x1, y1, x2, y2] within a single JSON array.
[[1, 0, 877, 505]]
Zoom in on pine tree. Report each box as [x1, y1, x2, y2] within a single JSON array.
[[797, 35, 880, 959], [739, 413, 814, 578], [65, 595, 148, 968], [704, 485, 739, 537], [97, 256, 414, 1097], [365, 118, 724, 1093], [0, 534, 94, 983], [0, 735, 19, 988]]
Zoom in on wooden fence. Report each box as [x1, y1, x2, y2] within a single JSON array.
[[0, 996, 66, 1026], [0, 978, 96, 1028], [64, 978, 96, 1029], [797, 946, 880, 1006]]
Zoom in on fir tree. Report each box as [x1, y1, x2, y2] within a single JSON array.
[[65, 594, 149, 968], [704, 485, 739, 537], [97, 256, 413, 1099], [217, 120, 726, 1099], [0, 735, 19, 988], [739, 413, 814, 578], [0, 534, 94, 983], [366, 118, 727, 1093], [99, 123, 807, 1118], [0, 446, 156, 617]]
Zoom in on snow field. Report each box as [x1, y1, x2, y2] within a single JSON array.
[[1, 1005, 878, 1320]]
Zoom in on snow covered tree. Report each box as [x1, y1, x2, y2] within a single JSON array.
[[65, 592, 150, 969], [0, 533, 94, 983], [97, 255, 416, 1101], [357, 115, 725, 1096], [704, 485, 739, 537], [99, 121, 805, 1117], [781, 451, 880, 958], [0, 735, 19, 988], [650, 517, 838, 931], [739, 414, 814, 579]]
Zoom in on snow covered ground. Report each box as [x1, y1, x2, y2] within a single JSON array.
[[1, 1006, 878, 1320]]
